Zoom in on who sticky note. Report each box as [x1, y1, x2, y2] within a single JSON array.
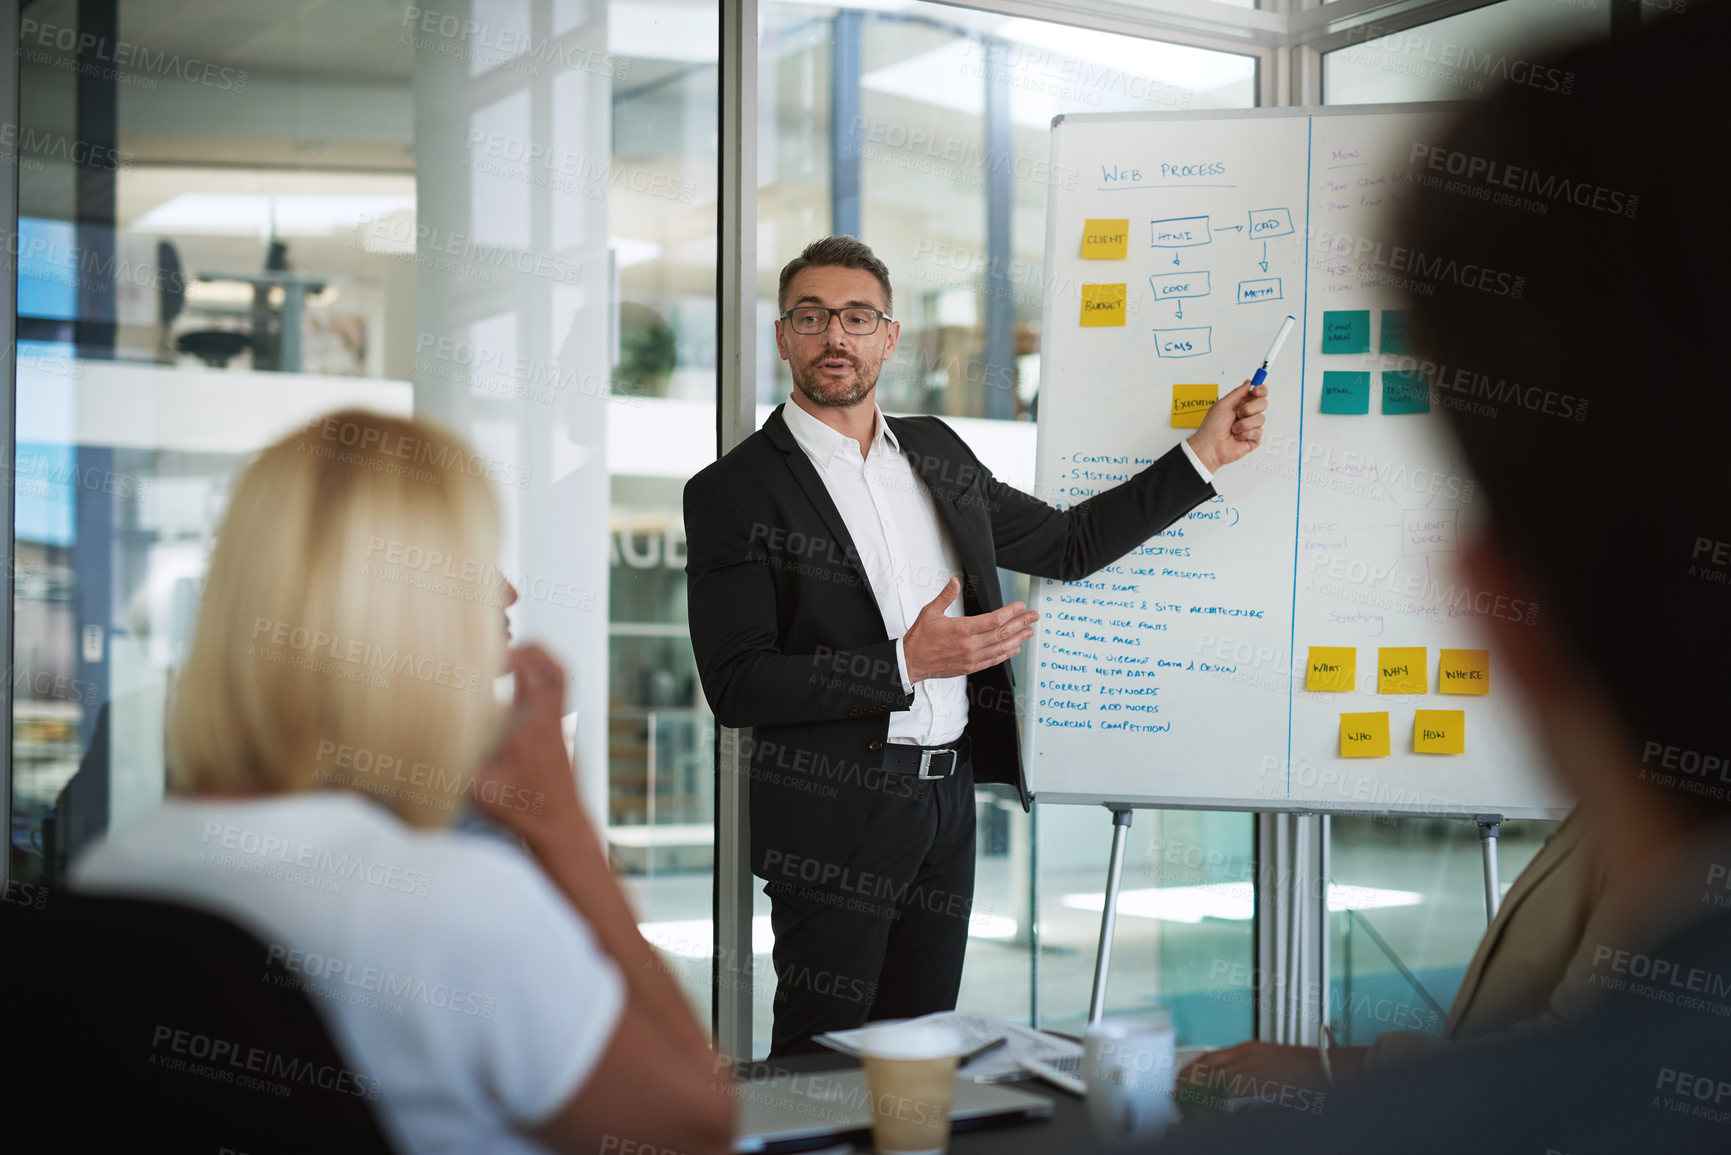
[[1341, 712, 1391, 758], [1414, 709, 1466, 754], [1377, 647, 1427, 694], [1080, 284, 1127, 326], [1321, 310, 1370, 354], [1306, 646, 1356, 692], [1382, 371, 1431, 414], [1381, 310, 1414, 354], [1320, 372, 1371, 415], [1438, 649, 1491, 695], [1171, 384, 1218, 429], [1082, 220, 1130, 259]]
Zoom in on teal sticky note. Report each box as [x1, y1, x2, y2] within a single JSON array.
[[1382, 370, 1431, 414], [1320, 372, 1371, 414], [1321, 311, 1370, 354], [1381, 310, 1413, 355]]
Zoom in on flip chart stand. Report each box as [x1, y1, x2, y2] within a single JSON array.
[[1477, 814, 1503, 922], [1086, 806, 1135, 1025]]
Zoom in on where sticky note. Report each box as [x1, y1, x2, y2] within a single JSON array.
[[1082, 220, 1130, 259], [1080, 284, 1126, 327], [1171, 383, 1218, 429], [1382, 370, 1431, 414], [1341, 712, 1391, 758], [1320, 371, 1371, 415], [1321, 310, 1370, 354], [1438, 649, 1490, 695], [1377, 647, 1428, 694], [1306, 646, 1356, 692], [1414, 709, 1466, 754], [1381, 310, 1413, 354]]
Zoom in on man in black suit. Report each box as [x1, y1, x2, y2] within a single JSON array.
[[685, 236, 1268, 1054]]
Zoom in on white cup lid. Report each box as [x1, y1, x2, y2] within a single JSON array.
[[854, 1024, 966, 1060]]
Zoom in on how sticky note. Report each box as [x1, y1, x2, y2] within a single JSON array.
[[1080, 284, 1126, 326], [1382, 370, 1431, 414], [1414, 709, 1466, 754], [1341, 712, 1391, 758], [1377, 647, 1427, 694], [1438, 649, 1490, 695], [1082, 220, 1130, 259], [1381, 310, 1413, 354], [1306, 646, 1356, 692], [1320, 371, 1371, 415], [1321, 310, 1370, 354], [1171, 384, 1218, 429]]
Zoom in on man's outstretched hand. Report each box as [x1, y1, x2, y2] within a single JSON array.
[[903, 577, 1037, 684], [1187, 379, 1268, 472]]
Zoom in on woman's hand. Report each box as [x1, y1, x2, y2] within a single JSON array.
[[1177, 1041, 1331, 1095], [469, 645, 585, 840]]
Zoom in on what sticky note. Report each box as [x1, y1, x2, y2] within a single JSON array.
[[1341, 712, 1391, 758], [1320, 371, 1371, 415], [1306, 646, 1356, 692], [1082, 220, 1130, 259], [1382, 371, 1431, 414], [1381, 310, 1413, 354], [1080, 284, 1126, 326], [1321, 310, 1370, 354], [1171, 384, 1218, 429], [1377, 647, 1427, 694], [1414, 709, 1466, 754], [1438, 649, 1490, 695]]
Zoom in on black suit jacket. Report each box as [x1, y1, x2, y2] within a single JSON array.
[[684, 404, 1213, 875]]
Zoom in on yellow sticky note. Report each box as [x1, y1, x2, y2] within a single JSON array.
[[1081, 219, 1130, 259], [1377, 647, 1428, 694], [1438, 649, 1491, 695], [1414, 709, 1466, 754], [1341, 712, 1391, 758], [1080, 283, 1127, 327], [1170, 383, 1218, 429], [1306, 646, 1356, 692]]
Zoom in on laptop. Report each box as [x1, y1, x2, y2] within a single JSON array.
[[733, 1069, 1054, 1153]]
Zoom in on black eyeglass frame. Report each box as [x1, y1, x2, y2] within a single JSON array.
[[776, 306, 896, 335]]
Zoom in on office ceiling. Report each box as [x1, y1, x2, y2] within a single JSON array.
[[118, 0, 414, 83]]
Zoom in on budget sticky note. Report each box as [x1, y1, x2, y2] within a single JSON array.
[[1082, 220, 1130, 259], [1377, 647, 1427, 694], [1080, 284, 1127, 326], [1321, 310, 1370, 354], [1382, 370, 1431, 414], [1438, 649, 1490, 695], [1414, 709, 1466, 754], [1171, 383, 1218, 429], [1381, 309, 1413, 354], [1320, 371, 1371, 415], [1341, 712, 1391, 758], [1306, 646, 1356, 692]]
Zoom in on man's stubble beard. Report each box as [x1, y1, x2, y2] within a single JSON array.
[[790, 352, 879, 409]]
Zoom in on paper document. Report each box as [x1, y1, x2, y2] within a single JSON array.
[[816, 1011, 1082, 1083]]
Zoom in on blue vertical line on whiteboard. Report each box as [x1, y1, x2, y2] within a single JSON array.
[[1286, 115, 1314, 798]]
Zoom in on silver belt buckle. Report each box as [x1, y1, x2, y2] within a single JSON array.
[[918, 748, 955, 780]]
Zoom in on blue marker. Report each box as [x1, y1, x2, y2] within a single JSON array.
[[1250, 315, 1296, 388]]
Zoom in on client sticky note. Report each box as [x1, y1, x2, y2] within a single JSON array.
[[1320, 372, 1371, 415], [1321, 310, 1370, 354], [1341, 712, 1391, 757], [1381, 309, 1414, 354], [1438, 649, 1491, 694], [1382, 370, 1431, 414], [1082, 220, 1130, 259], [1171, 384, 1218, 429], [1414, 709, 1466, 754], [1080, 284, 1127, 326], [1377, 647, 1427, 694], [1306, 646, 1356, 692]]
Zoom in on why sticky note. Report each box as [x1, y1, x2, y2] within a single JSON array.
[[1414, 709, 1466, 754], [1306, 646, 1356, 692], [1341, 712, 1391, 758], [1080, 284, 1126, 327], [1381, 310, 1413, 354], [1082, 220, 1130, 259], [1320, 371, 1371, 415], [1377, 647, 1427, 694], [1171, 384, 1218, 429], [1382, 370, 1431, 414], [1321, 310, 1370, 354], [1438, 649, 1490, 695]]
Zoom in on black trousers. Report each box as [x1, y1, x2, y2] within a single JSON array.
[[764, 754, 977, 1058]]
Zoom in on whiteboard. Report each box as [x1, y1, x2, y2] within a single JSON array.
[[1023, 105, 1567, 819]]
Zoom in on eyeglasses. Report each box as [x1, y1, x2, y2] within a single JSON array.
[[778, 306, 894, 336]]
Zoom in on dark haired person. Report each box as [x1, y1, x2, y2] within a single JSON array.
[[685, 236, 1270, 1054]]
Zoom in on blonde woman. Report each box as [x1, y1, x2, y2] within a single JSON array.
[[71, 409, 734, 1155]]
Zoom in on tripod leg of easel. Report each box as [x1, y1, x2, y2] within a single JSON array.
[[1476, 814, 1503, 923], [1088, 807, 1134, 1026]]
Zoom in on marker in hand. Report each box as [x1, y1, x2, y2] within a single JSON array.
[[1250, 315, 1296, 388]]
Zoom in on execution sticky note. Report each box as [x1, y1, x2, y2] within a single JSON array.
[[1170, 383, 1218, 429], [1381, 309, 1414, 354], [1382, 370, 1431, 414], [1080, 284, 1126, 326], [1414, 709, 1466, 754], [1082, 220, 1130, 259], [1321, 310, 1370, 354], [1377, 647, 1428, 694], [1341, 712, 1391, 758], [1320, 371, 1371, 415], [1306, 646, 1356, 692], [1438, 649, 1491, 694]]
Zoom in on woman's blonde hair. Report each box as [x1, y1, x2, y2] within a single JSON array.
[[167, 409, 508, 827]]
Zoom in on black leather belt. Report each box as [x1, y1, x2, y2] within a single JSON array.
[[879, 735, 970, 779]]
